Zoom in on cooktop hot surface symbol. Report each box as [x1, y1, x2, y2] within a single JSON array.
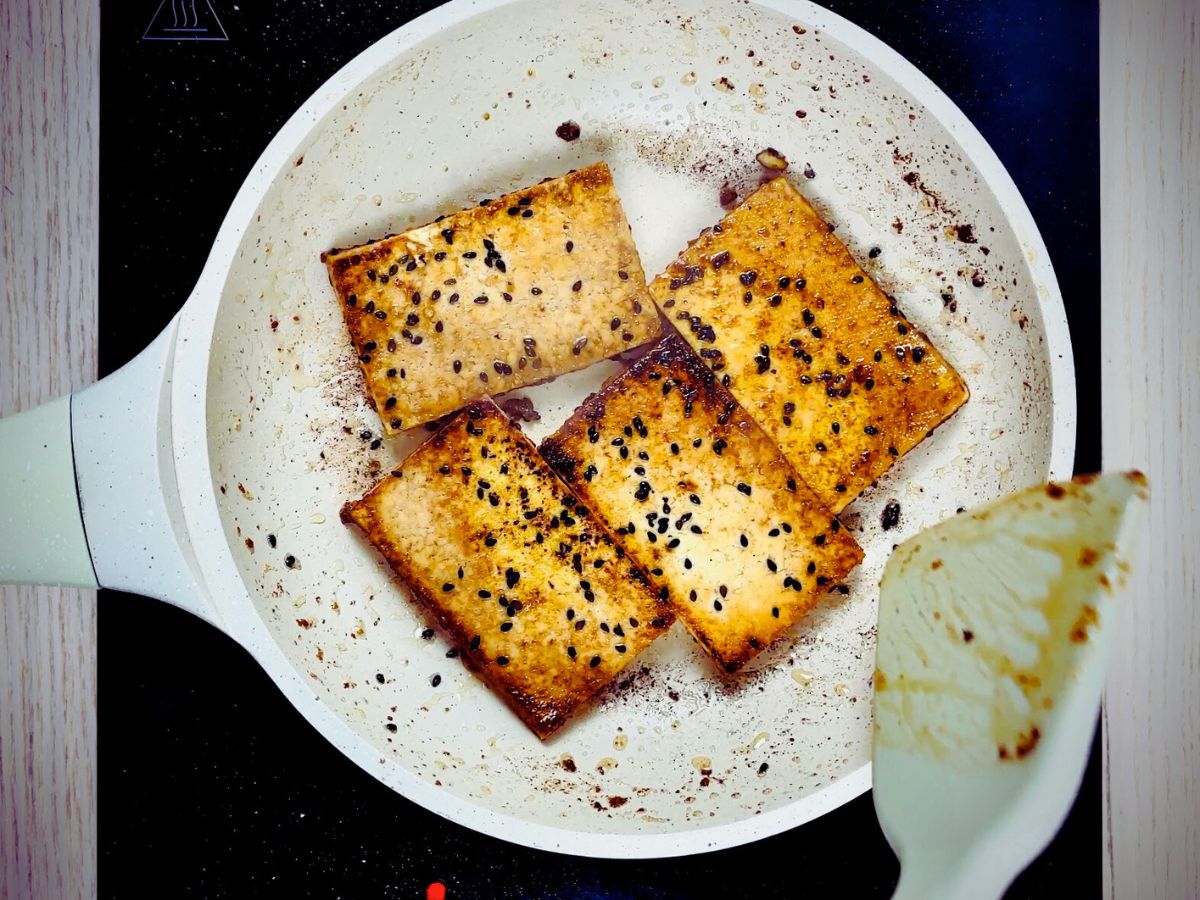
[[142, 0, 228, 41]]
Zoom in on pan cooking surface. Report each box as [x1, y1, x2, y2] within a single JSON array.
[[195, 0, 1068, 849]]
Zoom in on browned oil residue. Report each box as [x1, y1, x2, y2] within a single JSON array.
[[1069, 605, 1100, 643]]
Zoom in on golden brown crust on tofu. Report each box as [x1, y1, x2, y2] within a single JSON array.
[[648, 176, 968, 513], [540, 334, 864, 672], [340, 398, 673, 738], [325, 163, 661, 434]]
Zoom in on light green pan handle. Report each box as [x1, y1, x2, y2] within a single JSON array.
[[0, 394, 98, 588]]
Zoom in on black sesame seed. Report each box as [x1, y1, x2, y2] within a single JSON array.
[[590, 655, 602, 668], [912, 347, 925, 363], [740, 534, 748, 547], [497, 656, 509, 666], [521, 208, 533, 218], [567, 646, 577, 659], [386, 723, 398, 733], [737, 482, 752, 496], [500, 622, 513, 632], [470, 635, 481, 650], [285, 555, 296, 568], [767, 558, 777, 572]]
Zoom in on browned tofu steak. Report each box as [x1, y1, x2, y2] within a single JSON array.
[[648, 176, 968, 513], [540, 334, 864, 672], [340, 399, 673, 739], [324, 163, 661, 434]]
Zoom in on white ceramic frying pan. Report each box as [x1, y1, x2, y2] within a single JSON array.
[[0, 0, 1074, 858]]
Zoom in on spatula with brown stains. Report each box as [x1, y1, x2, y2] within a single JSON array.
[[873, 472, 1147, 899]]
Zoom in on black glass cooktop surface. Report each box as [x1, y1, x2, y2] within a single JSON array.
[[98, 2, 1099, 896]]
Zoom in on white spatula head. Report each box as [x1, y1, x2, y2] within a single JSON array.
[[872, 472, 1147, 900]]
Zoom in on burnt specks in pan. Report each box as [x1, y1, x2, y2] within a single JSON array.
[[555, 120, 582, 142], [881, 500, 901, 531], [755, 147, 789, 172]]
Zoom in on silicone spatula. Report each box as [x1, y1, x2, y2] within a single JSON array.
[[873, 472, 1147, 900]]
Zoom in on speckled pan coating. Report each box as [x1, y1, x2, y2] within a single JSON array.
[[340, 398, 673, 738], [183, 0, 1076, 858], [324, 163, 661, 433], [650, 176, 969, 512], [541, 334, 864, 671]]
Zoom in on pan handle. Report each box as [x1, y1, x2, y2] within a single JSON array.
[[0, 317, 220, 627], [0, 395, 98, 587]]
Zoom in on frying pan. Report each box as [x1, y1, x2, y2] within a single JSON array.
[[0, 0, 1074, 858]]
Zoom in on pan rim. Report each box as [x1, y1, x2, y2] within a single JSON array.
[[168, 0, 1077, 857]]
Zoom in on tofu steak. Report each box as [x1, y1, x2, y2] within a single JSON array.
[[325, 163, 661, 434], [541, 334, 864, 671], [341, 399, 673, 738], [649, 176, 968, 512]]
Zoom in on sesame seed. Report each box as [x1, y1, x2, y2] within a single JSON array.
[[589, 656, 601, 668], [497, 656, 509, 666]]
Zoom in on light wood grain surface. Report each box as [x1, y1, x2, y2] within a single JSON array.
[[0, 1, 99, 899], [1100, 1, 1200, 898], [0, 0, 1196, 897]]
